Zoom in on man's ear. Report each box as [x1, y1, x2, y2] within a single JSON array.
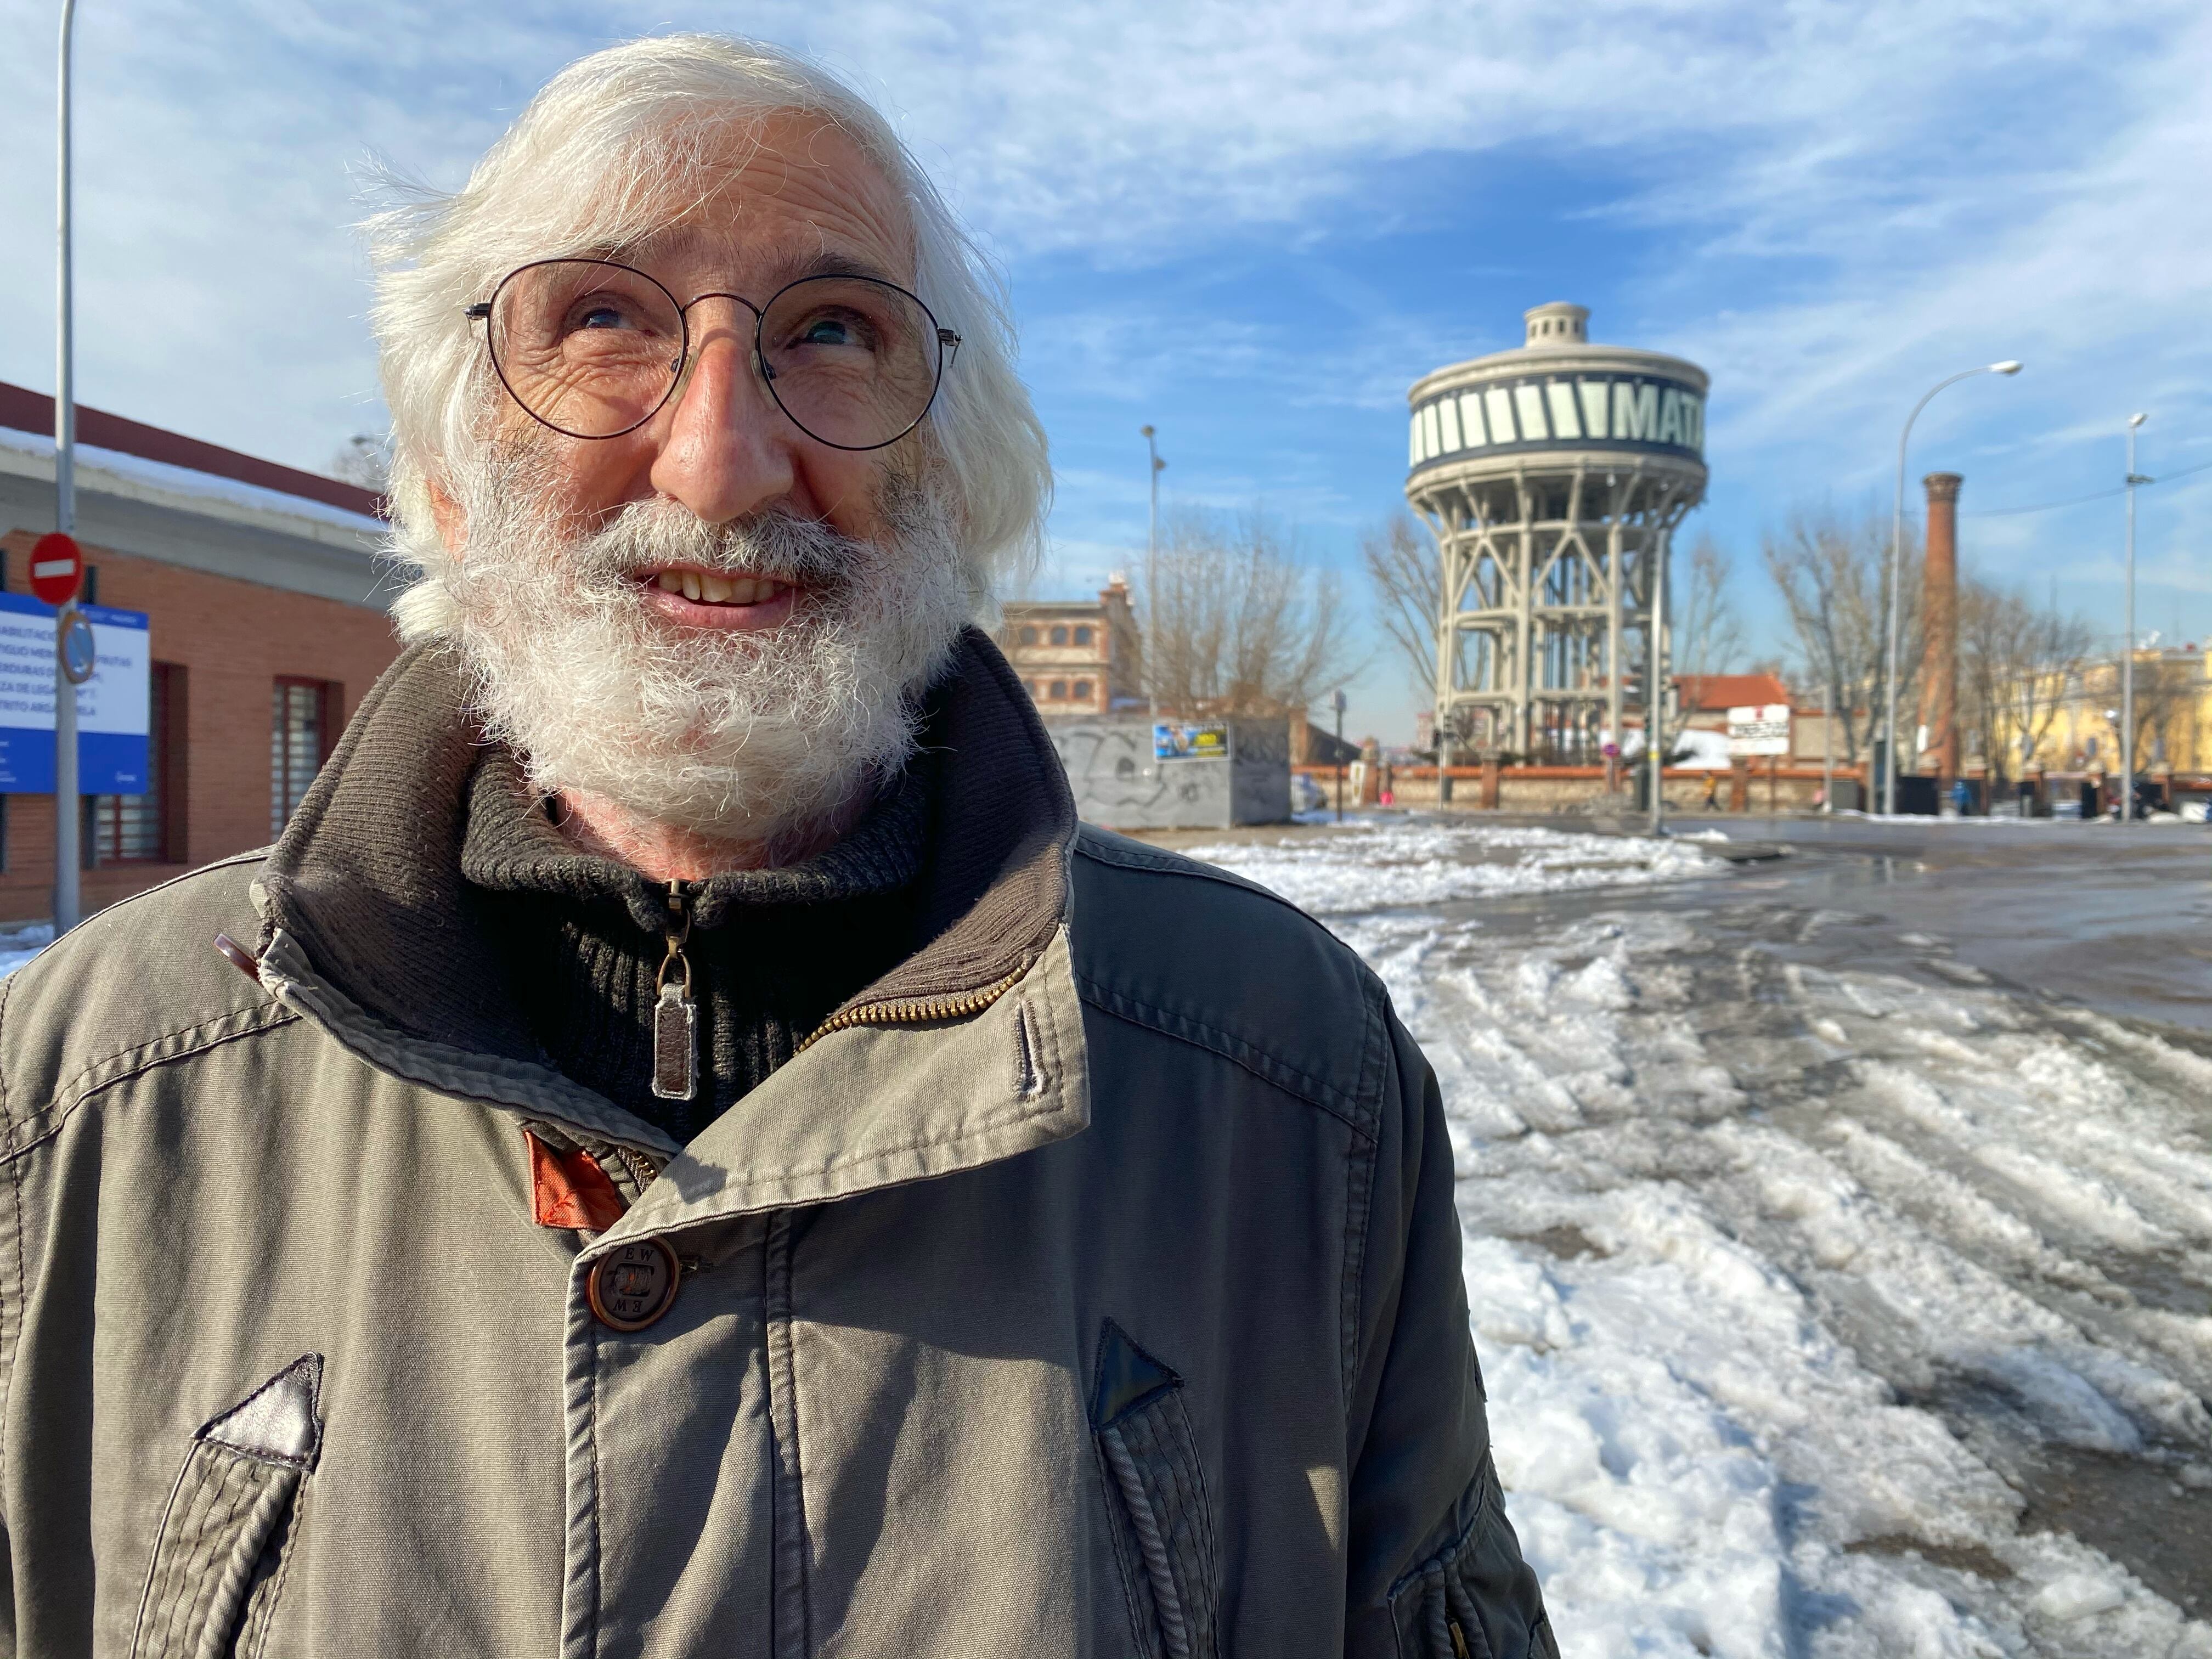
[[427, 476, 466, 560]]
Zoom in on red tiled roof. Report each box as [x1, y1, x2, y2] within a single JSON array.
[[0, 380, 385, 520], [1674, 673, 1792, 712]]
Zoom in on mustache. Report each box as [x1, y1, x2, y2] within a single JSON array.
[[561, 499, 882, 592]]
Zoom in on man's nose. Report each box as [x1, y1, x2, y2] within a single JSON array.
[[648, 313, 795, 524]]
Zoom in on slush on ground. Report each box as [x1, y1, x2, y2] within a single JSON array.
[[1183, 816, 2212, 1659]]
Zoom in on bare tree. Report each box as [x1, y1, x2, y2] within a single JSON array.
[[1760, 504, 1920, 766], [1139, 508, 1361, 718], [1957, 579, 2096, 789], [1360, 511, 1438, 698], [1656, 533, 1744, 757], [330, 432, 392, 494], [2129, 652, 2200, 777]]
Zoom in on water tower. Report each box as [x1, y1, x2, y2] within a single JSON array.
[[1406, 303, 1708, 762]]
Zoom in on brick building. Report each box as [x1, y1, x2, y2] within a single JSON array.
[[0, 383, 398, 923], [998, 579, 1143, 716]]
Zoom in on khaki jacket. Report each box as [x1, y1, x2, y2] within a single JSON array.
[[0, 636, 1551, 1658]]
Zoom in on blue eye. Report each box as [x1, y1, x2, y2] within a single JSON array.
[[579, 305, 628, 330], [802, 317, 853, 346]]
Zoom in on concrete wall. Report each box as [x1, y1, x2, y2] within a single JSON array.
[[1228, 718, 1291, 826], [1050, 716, 1290, 830]]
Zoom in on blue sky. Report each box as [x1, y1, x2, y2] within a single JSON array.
[[2, 0, 2207, 740]]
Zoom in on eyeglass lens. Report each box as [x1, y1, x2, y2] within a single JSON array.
[[486, 259, 945, 449]]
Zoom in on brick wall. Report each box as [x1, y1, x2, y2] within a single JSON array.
[[0, 528, 400, 924]]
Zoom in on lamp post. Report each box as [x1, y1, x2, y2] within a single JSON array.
[[1882, 360, 2022, 815], [2121, 413, 2149, 822], [1140, 425, 1164, 717], [1649, 533, 1667, 836], [53, 0, 82, 935]]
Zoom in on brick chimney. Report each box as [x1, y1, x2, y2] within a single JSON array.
[[1919, 473, 1963, 796]]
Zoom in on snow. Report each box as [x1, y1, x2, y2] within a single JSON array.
[[1179, 820, 1728, 914], [0, 925, 50, 980], [1192, 820, 2212, 1657]]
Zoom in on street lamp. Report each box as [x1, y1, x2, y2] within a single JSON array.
[[53, 0, 82, 934], [2122, 412, 2149, 823], [1140, 425, 1164, 716], [1883, 360, 2022, 815]]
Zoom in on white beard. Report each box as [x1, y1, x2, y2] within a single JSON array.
[[441, 454, 970, 851]]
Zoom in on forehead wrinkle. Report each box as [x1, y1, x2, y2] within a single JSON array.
[[599, 114, 916, 291]]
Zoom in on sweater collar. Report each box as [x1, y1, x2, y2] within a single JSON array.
[[457, 742, 934, 936]]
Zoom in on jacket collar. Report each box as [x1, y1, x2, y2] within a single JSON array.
[[254, 628, 1089, 1195]]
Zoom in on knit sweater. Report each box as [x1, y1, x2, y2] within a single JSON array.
[[460, 749, 932, 1142]]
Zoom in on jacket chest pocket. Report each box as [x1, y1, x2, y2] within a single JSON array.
[[1091, 1321, 1220, 1659], [129, 1355, 323, 1659]]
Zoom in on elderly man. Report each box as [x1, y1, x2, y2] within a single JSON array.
[[0, 35, 1550, 1659]]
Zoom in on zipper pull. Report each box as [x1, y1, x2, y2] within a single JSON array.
[[652, 879, 696, 1102]]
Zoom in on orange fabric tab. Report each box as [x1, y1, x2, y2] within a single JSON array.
[[527, 1132, 629, 1231]]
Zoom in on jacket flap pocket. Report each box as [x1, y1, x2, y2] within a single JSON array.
[[1386, 1455, 1555, 1659], [131, 1355, 323, 1659], [1091, 1321, 1219, 1659]]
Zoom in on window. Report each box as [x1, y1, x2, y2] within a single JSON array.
[[1018, 625, 1039, 645], [273, 678, 337, 837], [1049, 625, 1069, 646], [93, 663, 185, 864], [1073, 679, 1093, 701], [1049, 680, 1068, 700], [1073, 625, 1093, 646]]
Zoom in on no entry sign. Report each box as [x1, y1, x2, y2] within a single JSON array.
[[29, 533, 82, 606]]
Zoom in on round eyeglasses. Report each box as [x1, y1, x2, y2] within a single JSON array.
[[464, 258, 961, 451]]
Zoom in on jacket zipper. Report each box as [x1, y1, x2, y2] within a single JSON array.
[[793, 965, 1029, 1056], [652, 879, 699, 1102]]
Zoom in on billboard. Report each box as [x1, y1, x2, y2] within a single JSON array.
[[0, 593, 152, 793], [1726, 704, 1791, 758], [1153, 721, 1229, 761]]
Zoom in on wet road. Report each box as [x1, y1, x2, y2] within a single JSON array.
[[1466, 815, 2212, 1041]]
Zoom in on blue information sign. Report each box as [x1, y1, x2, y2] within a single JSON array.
[[0, 592, 151, 794]]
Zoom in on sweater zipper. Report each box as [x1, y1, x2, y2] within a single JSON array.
[[792, 965, 1029, 1056], [651, 879, 698, 1102]]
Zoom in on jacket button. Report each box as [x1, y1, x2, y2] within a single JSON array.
[[586, 1238, 681, 1332]]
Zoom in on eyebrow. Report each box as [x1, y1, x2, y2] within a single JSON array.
[[774, 249, 904, 287]]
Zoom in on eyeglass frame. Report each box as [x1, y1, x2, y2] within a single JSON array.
[[462, 257, 963, 452]]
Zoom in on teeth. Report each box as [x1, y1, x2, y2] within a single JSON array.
[[648, 570, 789, 607]]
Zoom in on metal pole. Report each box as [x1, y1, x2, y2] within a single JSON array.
[[1141, 425, 1161, 719], [1334, 692, 1345, 825], [1882, 360, 2022, 816], [1822, 668, 1835, 812], [2122, 414, 2146, 822], [53, 0, 81, 935], [1649, 532, 1666, 836]]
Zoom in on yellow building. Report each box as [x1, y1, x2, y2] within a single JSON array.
[[1993, 647, 2212, 780]]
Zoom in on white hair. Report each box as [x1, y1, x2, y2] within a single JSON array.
[[364, 33, 1050, 640]]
